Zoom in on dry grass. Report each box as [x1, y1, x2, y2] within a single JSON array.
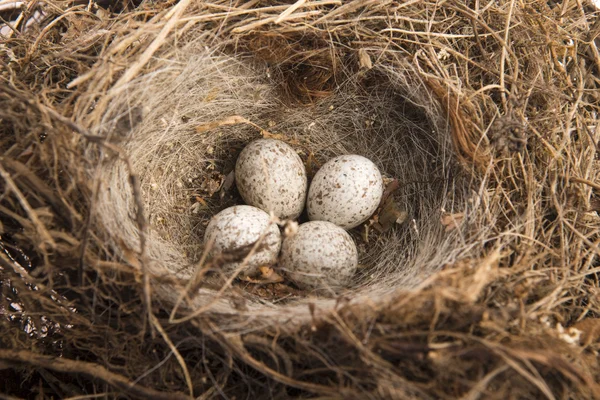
[[1, 0, 600, 398]]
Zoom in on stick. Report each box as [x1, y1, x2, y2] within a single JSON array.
[[111, 0, 192, 91], [0, 163, 56, 250], [40, 105, 154, 336], [0, 349, 190, 400], [275, 0, 306, 24]]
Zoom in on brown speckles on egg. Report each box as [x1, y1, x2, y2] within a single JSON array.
[[235, 139, 307, 219], [307, 155, 384, 229], [204, 205, 281, 277], [280, 221, 357, 290]]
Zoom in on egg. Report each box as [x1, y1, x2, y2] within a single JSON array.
[[204, 205, 281, 277], [280, 221, 358, 290], [235, 139, 307, 220], [307, 155, 384, 229]]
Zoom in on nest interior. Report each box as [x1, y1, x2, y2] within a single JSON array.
[[90, 41, 476, 320], [1, 1, 600, 399]]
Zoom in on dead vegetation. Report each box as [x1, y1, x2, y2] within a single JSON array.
[[1, 0, 600, 398]]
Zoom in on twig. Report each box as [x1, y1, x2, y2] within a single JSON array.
[[568, 176, 600, 192], [63, 394, 118, 400], [275, 0, 306, 24], [231, 10, 320, 34], [111, 0, 192, 91], [0, 157, 73, 228], [0, 163, 56, 250], [0, 349, 190, 400], [1, 0, 30, 39], [39, 104, 154, 336], [313, 0, 372, 24], [78, 175, 101, 286], [169, 218, 278, 324], [169, 236, 215, 321], [499, 0, 516, 111], [150, 315, 194, 397], [216, 330, 339, 396]]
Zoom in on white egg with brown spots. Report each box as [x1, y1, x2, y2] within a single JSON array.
[[280, 221, 358, 290], [307, 155, 384, 229], [235, 139, 307, 220], [204, 205, 281, 277]]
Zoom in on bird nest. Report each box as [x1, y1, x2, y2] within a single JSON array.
[[1, 1, 599, 398], [89, 43, 478, 322]]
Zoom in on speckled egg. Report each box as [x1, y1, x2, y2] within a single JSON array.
[[307, 155, 384, 229], [235, 139, 307, 220], [204, 205, 281, 277], [280, 221, 358, 290]]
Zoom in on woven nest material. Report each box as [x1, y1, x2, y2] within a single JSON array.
[[90, 44, 478, 322], [1, 1, 600, 399]]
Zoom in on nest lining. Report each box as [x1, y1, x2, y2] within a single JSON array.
[[90, 43, 480, 322]]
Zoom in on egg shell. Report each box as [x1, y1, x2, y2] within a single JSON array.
[[280, 221, 358, 290], [235, 139, 307, 220], [307, 154, 384, 229], [204, 205, 281, 277]]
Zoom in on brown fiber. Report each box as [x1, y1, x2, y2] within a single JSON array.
[[1, 0, 600, 398]]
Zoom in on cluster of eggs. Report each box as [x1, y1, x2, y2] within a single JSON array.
[[204, 139, 384, 290]]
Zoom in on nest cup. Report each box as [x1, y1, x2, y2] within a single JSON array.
[[90, 42, 473, 324]]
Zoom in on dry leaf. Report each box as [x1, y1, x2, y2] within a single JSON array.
[[305, 152, 320, 177], [261, 130, 300, 145], [195, 115, 260, 134], [190, 196, 208, 214], [199, 172, 224, 197], [441, 212, 465, 232], [219, 170, 235, 200], [373, 199, 408, 233], [189, 202, 202, 214], [238, 281, 304, 300], [195, 196, 208, 207], [370, 179, 407, 233], [240, 266, 284, 284], [358, 48, 372, 70], [258, 266, 284, 283], [203, 87, 219, 102], [572, 318, 600, 345], [380, 179, 400, 205]]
